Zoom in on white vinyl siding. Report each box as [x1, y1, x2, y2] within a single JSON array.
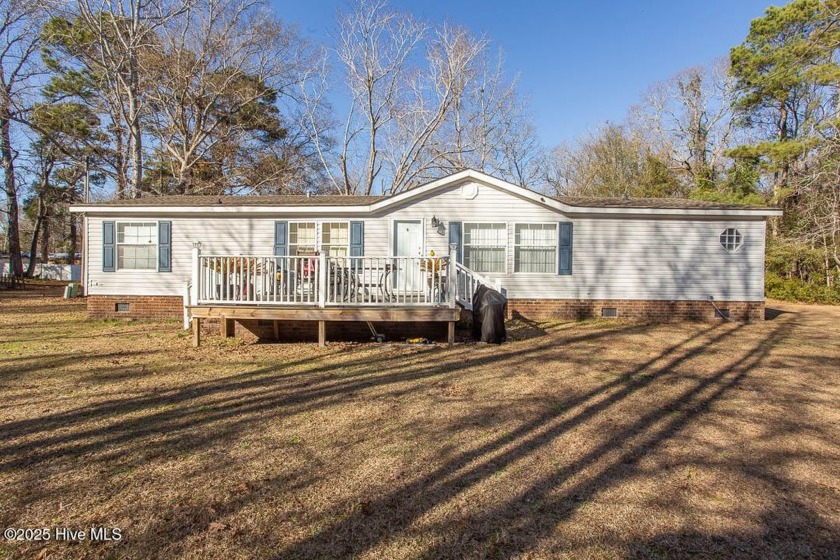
[[463, 222, 506, 274], [117, 222, 157, 270], [84, 180, 769, 302], [514, 223, 557, 273]]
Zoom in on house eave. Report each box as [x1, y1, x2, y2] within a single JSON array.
[[69, 169, 784, 218]]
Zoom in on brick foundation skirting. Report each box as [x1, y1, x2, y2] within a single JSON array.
[[506, 299, 764, 322], [87, 295, 765, 339], [87, 295, 184, 320]]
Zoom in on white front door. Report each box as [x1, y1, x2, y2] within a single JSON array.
[[393, 220, 423, 292]]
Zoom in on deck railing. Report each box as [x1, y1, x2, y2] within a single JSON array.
[[454, 262, 502, 310], [192, 247, 458, 308]]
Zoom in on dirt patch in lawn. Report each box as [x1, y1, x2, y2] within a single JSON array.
[[0, 289, 838, 559]]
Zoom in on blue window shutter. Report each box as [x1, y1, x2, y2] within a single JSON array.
[[559, 222, 573, 275], [158, 221, 172, 272], [448, 221, 463, 264], [350, 221, 364, 270], [103, 221, 115, 272], [350, 221, 364, 256], [350, 222, 365, 257], [274, 221, 288, 256]]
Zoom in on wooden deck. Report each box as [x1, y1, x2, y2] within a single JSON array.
[[188, 305, 461, 348]]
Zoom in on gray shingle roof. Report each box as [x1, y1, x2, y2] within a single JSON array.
[[81, 194, 386, 206], [77, 192, 775, 211], [552, 195, 775, 211]]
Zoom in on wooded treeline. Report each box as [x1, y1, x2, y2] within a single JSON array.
[[1, 0, 838, 303]]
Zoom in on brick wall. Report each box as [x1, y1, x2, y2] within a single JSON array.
[[506, 299, 764, 322], [87, 294, 764, 337], [87, 295, 183, 320]]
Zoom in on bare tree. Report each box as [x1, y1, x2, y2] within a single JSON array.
[[302, 0, 539, 195], [630, 59, 738, 189], [1, 0, 50, 277], [143, 0, 311, 194], [73, 0, 196, 198], [382, 23, 486, 193], [544, 123, 682, 198], [302, 0, 424, 195]]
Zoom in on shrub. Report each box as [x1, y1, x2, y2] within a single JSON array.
[[765, 273, 840, 304]]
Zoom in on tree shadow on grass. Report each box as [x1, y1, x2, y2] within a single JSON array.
[[3, 311, 832, 559], [630, 499, 839, 559], [266, 316, 822, 559], [0, 322, 650, 475]]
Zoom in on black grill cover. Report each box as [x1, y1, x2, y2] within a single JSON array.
[[472, 284, 507, 343]]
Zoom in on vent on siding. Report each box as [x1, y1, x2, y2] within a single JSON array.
[[715, 308, 730, 320], [115, 302, 130, 313], [601, 307, 618, 318]]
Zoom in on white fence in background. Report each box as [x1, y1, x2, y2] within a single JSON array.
[[1, 263, 80, 281]]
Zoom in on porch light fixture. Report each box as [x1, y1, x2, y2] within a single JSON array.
[[192, 241, 202, 249], [430, 216, 445, 235]]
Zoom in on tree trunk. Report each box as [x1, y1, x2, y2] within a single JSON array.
[[0, 82, 23, 277], [127, 13, 143, 199], [68, 212, 78, 264], [39, 208, 50, 264], [25, 196, 44, 278], [114, 126, 128, 198]]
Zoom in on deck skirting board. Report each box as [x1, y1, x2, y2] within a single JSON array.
[[188, 305, 461, 322]]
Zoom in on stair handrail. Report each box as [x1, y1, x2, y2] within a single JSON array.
[[454, 261, 501, 309]]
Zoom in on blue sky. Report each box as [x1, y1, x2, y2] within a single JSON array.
[[275, 0, 774, 147]]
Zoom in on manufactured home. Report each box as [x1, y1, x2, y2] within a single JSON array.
[[70, 169, 782, 346]]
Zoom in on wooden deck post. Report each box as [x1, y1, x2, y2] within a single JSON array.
[[273, 320, 280, 341], [447, 321, 455, 348], [192, 317, 201, 347], [318, 320, 326, 347], [221, 317, 234, 338]]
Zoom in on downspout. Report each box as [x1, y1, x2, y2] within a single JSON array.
[[80, 213, 87, 296], [708, 294, 735, 323]]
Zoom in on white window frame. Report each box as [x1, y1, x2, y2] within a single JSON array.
[[115, 221, 159, 271], [320, 221, 351, 257], [513, 222, 558, 274], [288, 220, 351, 256], [462, 221, 508, 274], [719, 227, 744, 253]]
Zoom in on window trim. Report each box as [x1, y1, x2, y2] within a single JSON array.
[[513, 222, 559, 275], [462, 221, 508, 274], [288, 219, 351, 256], [115, 220, 159, 272], [719, 227, 744, 253]]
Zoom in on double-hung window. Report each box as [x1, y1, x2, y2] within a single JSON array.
[[290, 222, 350, 256], [321, 222, 349, 256], [514, 223, 557, 273], [463, 223, 506, 273], [117, 222, 157, 270], [289, 222, 317, 255]]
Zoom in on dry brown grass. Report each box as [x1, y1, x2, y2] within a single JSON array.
[[0, 284, 838, 559]]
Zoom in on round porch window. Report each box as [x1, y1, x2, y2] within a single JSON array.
[[720, 228, 743, 252]]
